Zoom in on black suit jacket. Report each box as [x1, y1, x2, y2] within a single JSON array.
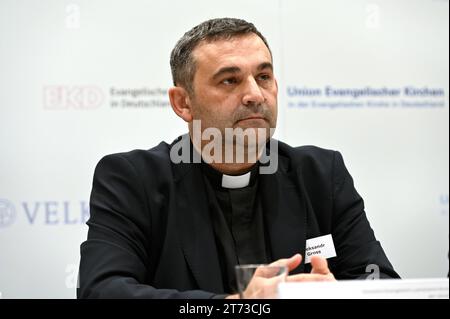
[[77, 135, 399, 298]]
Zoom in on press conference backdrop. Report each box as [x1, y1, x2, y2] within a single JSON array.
[[0, 0, 448, 298]]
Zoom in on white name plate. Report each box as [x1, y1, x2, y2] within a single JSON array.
[[278, 278, 449, 299]]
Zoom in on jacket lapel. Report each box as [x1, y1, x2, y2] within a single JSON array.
[[259, 155, 308, 275], [172, 136, 224, 293]]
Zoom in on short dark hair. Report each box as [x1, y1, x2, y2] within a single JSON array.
[[170, 18, 271, 94]]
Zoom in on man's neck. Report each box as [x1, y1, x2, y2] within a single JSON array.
[[208, 162, 256, 175], [189, 133, 263, 175]]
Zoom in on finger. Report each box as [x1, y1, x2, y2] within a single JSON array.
[[269, 254, 302, 272], [310, 256, 331, 275], [287, 273, 335, 282], [254, 265, 284, 278], [244, 276, 283, 299]]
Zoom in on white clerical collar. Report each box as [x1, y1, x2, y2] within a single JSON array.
[[221, 172, 251, 189]]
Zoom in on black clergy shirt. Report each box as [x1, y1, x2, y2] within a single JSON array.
[[201, 162, 271, 293]]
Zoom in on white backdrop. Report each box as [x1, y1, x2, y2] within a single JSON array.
[[0, 0, 448, 298]]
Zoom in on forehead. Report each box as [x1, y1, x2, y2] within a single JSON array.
[[192, 34, 272, 73]]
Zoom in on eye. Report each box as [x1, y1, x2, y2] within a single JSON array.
[[221, 77, 238, 85], [257, 73, 272, 81]]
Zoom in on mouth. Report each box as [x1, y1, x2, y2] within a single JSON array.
[[237, 116, 266, 123]]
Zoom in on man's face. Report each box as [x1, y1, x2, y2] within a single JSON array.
[[188, 33, 278, 140]]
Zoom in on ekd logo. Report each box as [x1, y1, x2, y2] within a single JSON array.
[[43, 85, 104, 110], [0, 199, 90, 228]]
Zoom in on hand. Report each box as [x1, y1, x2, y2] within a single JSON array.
[[226, 254, 335, 299], [287, 255, 336, 282], [239, 254, 302, 299]]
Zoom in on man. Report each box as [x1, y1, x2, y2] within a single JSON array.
[[77, 18, 399, 299]]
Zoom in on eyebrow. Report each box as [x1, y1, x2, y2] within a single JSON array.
[[257, 62, 273, 72], [212, 62, 273, 81]]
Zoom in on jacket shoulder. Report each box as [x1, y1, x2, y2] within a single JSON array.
[[98, 141, 172, 167], [278, 141, 338, 171], [93, 141, 174, 186]]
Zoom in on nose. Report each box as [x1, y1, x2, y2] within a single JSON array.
[[242, 77, 265, 106]]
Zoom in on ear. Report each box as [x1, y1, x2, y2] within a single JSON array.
[[168, 86, 193, 122]]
